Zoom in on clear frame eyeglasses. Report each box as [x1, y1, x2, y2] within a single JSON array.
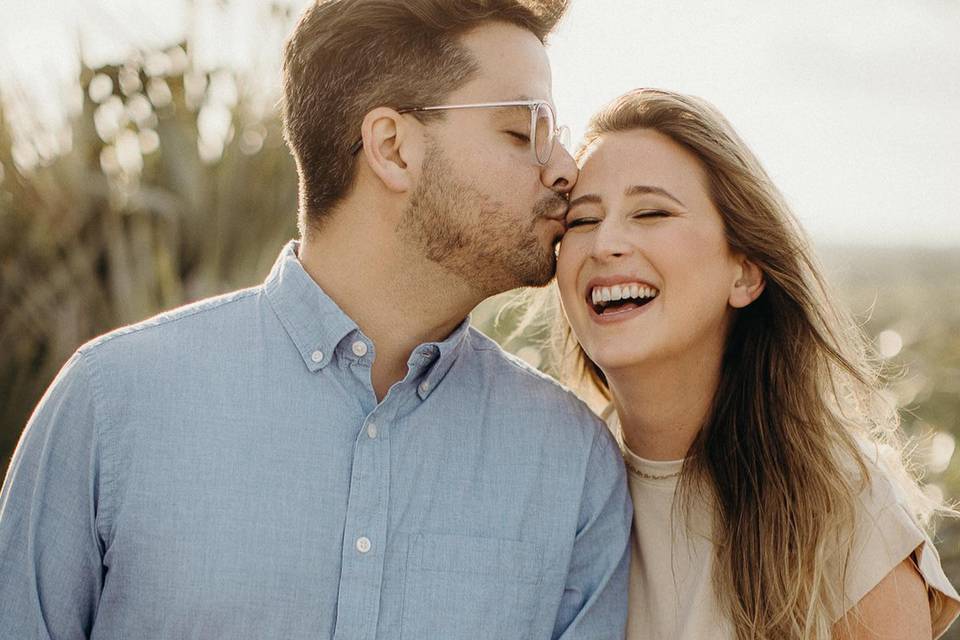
[[349, 100, 571, 166]]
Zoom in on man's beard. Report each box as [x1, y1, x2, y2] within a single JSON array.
[[397, 143, 567, 297]]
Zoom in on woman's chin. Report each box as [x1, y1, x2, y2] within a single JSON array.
[[584, 345, 657, 376]]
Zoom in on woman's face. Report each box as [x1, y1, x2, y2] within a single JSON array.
[[557, 129, 746, 375]]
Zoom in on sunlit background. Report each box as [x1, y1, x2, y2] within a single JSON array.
[[1, 0, 959, 632], [3, 0, 959, 245]]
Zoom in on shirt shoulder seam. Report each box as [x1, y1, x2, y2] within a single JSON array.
[[78, 287, 261, 352], [76, 348, 115, 552], [464, 328, 582, 396]]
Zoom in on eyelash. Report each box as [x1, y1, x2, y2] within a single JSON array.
[[633, 209, 669, 218], [506, 131, 530, 142], [566, 210, 670, 228]]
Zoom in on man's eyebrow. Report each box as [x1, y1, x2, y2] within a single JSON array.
[[626, 185, 685, 207], [491, 98, 536, 120], [493, 108, 526, 122]]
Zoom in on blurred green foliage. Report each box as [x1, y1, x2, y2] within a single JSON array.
[[1, 45, 298, 461], [2, 43, 959, 637]]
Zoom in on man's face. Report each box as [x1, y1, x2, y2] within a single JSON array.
[[397, 22, 579, 297]]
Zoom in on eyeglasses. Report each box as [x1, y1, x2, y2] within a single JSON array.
[[349, 100, 571, 166]]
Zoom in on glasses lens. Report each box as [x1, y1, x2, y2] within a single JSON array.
[[534, 102, 555, 164]]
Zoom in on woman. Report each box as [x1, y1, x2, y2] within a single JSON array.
[[552, 89, 960, 639]]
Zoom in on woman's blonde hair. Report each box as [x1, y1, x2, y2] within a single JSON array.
[[548, 88, 938, 639]]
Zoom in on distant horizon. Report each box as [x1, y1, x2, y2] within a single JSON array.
[[816, 242, 960, 252], [1, 0, 958, 248]]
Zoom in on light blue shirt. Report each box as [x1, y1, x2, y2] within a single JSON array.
[[0, 241, 631, 639]]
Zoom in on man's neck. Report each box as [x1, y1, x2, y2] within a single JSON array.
[[297, 208, 481, 401]]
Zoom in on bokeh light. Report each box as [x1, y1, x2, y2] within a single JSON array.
[[878, 329, 903, 359]]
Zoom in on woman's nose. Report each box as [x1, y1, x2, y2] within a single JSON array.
[[591, 219, 632, 260]]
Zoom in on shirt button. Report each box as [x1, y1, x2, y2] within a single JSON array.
[[419, 381, 430, 394], [367, 423, 378, 439], [356, 536, 371, 554], [311, 350, 324, 363], [351, 341, 368, 357]]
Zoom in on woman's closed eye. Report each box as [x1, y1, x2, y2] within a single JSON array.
[[566, 217, 600, 228], [505, 130, 530, 143], [633, 209, 670, 219]]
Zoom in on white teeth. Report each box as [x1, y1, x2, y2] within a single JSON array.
[[589, 282, 660, 307]]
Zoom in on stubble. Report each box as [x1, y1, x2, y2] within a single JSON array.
[[398, 143, 566, 297]]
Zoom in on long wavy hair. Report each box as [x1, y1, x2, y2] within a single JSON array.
[[551, 89, 938, 639]]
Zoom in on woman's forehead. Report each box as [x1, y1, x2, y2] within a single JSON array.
[[573, 130, 711, 204]]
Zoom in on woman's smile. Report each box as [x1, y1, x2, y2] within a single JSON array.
[[584, 279, 660, 324]]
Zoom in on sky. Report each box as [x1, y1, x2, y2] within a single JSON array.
[[1, 0, 958, 247]]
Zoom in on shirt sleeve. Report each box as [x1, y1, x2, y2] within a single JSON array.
[[552, 425, 633, 639], [0, 350, 105, 639], [832, 457, 960, 639]]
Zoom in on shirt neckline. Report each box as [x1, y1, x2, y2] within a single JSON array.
[[603, 405, 685, 481], [262, 240, 471, 397]]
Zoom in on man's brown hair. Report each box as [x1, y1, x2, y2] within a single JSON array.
[[281, 0, 569, 237]]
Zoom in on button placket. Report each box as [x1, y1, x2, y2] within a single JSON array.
[[331, 404, 394, 639]]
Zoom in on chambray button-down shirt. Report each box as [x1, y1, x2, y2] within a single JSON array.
[[0, 241, 632, 640]]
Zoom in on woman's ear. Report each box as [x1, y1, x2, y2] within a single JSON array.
[[729, 256, 765, 309], [358, 107, 417, 193]]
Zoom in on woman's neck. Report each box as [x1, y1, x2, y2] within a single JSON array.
[[606, 348, 723, 461]]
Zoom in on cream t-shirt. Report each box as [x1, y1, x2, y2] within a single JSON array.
[[620, 437, 960, 639]]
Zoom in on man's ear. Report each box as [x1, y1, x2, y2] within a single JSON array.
[[359, 107, 418, 193], [729, 255, 765, 309]]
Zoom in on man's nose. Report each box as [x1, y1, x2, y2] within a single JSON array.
[[542, 144, 579, 194]]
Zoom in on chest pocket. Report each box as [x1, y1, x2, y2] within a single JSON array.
[[401, 533, 544, 640]]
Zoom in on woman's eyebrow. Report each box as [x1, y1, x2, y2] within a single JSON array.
[[569, 185, 685, 210], [625, 184, 685, 207], [569, 193, 601, 208]]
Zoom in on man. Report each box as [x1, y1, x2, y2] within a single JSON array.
[[0, 1, 631, 638]]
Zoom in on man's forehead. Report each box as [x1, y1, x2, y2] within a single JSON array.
[[454, 22, 553, 103]]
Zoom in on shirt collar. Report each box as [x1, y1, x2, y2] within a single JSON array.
[[409, 313, 471, 400], [264, 240, 359, 372], [264, 240, 471, 397]]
